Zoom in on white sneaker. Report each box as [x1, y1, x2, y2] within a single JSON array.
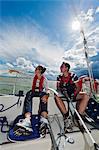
[[64, 116, 73, 133], [16, 118, 33, 132], [83, 113, 94, 123], [39, 117, 48, 138]]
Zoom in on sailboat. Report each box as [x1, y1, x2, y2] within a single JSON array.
[[0, 74, 99, 150], [0, 24, 99, 150]]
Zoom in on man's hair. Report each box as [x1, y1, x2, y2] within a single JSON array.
[[61, 62, 70, 71], [36, 65, 46, 74]]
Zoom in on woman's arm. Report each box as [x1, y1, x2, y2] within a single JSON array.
[[43, 77, 50, 95]]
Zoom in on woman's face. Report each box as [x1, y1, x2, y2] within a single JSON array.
[[35, 68, 41, 75], [60, 64, 67, 73]]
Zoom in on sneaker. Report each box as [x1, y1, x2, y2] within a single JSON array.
[[16, 118, 33, 132], [13, 125, 32, 137], [39, 122, 47, 138], [64, 116, 73, 133]]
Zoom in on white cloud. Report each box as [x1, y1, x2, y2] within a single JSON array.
[[0, 7, 98, 78], [95, 7, 99, 13], [6, 62, 14, 68], [16, 57, 34, 72], [0, 18, 64, 72], [64, 7, 99, 73], [0, 18, 64, 74], [79, 9, 94, 22], [63, 48, 87, 69]]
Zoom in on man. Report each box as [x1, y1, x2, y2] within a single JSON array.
[[54, 62, 89, 132]]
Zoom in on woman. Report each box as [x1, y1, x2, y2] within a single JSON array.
[[17, 65, 50, 137]]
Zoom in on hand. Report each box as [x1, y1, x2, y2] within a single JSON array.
[[41, 95, 49, 103], [62, 90, 68, 97], [71, 93, 75, 100]]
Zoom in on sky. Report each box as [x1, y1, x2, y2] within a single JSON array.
[[0, 0, 99, 80]]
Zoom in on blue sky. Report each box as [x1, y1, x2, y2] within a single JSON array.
[[0, 0, 99, 79]]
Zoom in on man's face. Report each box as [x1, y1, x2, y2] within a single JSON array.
[[60, 64, 68, 73]]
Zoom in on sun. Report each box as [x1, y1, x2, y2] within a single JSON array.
[[72, 20, 81, 31]]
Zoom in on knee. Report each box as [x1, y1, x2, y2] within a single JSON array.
[[41, 97, 48, 103], [40, 93, 48, 103]]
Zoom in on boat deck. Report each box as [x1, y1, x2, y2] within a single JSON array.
[[0, 95, 99, 150]]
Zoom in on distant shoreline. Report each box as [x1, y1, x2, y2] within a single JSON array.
[[0, 75, 56, 81]]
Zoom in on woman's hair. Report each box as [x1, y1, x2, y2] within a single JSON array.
[[36, 65, 46, 74]]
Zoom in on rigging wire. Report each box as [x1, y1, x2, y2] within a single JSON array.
[[70, 0, 97, 98]]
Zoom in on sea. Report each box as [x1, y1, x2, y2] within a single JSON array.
[[0, 76, 56, 95]]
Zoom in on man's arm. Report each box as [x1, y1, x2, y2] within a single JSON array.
[[73, 73, 81, 95], [56, 75, 61, 91]]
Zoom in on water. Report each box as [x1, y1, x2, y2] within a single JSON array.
[[0, 76, 56, 95]]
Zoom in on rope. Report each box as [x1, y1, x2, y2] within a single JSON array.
[[0, 97, 21, 112], [0, 96, 22, 133]]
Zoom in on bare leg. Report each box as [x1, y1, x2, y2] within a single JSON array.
[[25, 111, 48, 119], [25, 112, 31, 118], [41, 112, 48, 118], [40, 94, 48, 118], [39, 95, 49, 137], [55, 95, 68, 119], [76, 92, 89, 114]]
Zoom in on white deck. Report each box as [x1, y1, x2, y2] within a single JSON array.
[[0, 95, 99, 150]]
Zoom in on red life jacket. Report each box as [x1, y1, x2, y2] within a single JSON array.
[[59, 73, 77, 97], [32, 74, 45, 92], [78, 77, 99, 93], [61, 73, 73, 84]]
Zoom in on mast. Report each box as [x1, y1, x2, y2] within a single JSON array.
[[80, 29, 96, 97]]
